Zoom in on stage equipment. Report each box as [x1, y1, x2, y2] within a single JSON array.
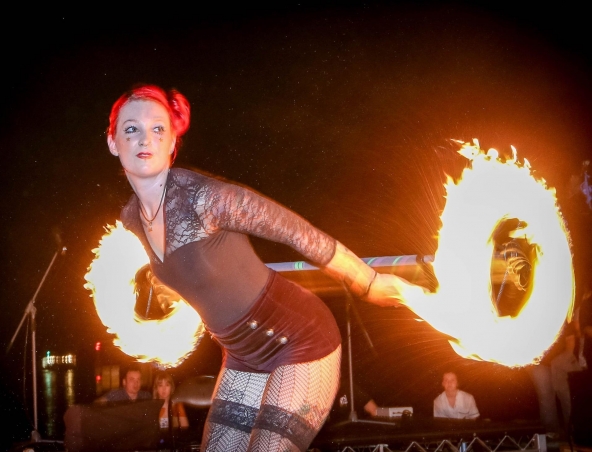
[[332, 285, 416, 428], [6, 246, 66, 442], [375, 407, 413, 418], [319, 433, 547, 452], [63, 399, 162, 452], [312, 418, 547, 452]]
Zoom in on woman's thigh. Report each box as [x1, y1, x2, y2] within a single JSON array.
[[201, 368, 270, 452], [249, 345, 342, 452]]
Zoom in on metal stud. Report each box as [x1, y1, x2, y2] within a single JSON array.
[[248, 320, 258, 329], [265, 329, 274, 337], [279, 336, 288, 345]]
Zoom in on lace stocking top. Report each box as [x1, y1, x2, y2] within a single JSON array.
[[121, 168, 336, 331]]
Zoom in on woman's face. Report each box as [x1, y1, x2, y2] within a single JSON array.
[[157, 379, 172, 400], [108, 100, 176, 180]]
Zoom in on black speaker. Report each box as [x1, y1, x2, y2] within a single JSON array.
[[569, 370, 592, 446]]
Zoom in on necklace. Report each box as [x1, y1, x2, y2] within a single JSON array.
[[139, 184, 167, 232]]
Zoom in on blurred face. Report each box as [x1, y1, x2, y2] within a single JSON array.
[[123, 370, 142, 399], [157, 379, 172, 400], [442, 373, 458, 394], [108, 100, 176, 181]]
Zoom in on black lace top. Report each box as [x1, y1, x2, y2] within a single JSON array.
[[121, 168, 336, 331]]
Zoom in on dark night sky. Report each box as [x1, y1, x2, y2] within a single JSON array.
[[2, 2, 592, 444]]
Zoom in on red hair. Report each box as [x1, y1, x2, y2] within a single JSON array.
[[108, 84, 191, 161]]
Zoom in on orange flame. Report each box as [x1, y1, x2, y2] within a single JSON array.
[[84, 221, 205, 368], [402, 139, 575, 366]]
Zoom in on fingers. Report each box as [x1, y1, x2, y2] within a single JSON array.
[[364, 273, 427, 307]]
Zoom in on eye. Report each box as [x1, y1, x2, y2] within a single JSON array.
[[124, 125, 138, 134], [154, 125, 166, 134]]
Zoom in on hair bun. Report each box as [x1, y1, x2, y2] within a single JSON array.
[[169, 90, 191, 137]]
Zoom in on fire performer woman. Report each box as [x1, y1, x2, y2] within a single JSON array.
[[106, 84, 423, 452]]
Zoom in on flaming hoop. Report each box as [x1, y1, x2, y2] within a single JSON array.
[[84, 221, 204, 368], [403, 140, 575, 366]]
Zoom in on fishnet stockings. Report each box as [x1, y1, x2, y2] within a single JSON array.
[[202, 346, 341, 452]]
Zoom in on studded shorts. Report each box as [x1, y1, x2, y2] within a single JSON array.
[[211, 271, 341, 373]]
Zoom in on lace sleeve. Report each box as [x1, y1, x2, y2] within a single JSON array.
[[199, 178, 336, 266]]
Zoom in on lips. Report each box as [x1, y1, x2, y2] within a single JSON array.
[[137, 152, 152, 159]]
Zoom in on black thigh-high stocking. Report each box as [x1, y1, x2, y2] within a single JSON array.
[[201, 369, 270, 451], [201, 346, 341, 452], [249, 345, 341, 452]]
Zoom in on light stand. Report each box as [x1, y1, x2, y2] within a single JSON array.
[[6, 246, 66, 441], [341, 285, 400, 427]]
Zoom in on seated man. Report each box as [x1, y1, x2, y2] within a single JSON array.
[[433, 372, 479, 419], [96, 364, 152, 403]]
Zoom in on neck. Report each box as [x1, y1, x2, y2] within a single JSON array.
[[127, 168, 170, 216]]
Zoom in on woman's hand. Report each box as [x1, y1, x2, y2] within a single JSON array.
[[364, 273, 429, 307], [149, 272, 181, 313]]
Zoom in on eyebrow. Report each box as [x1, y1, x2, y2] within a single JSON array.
[[122, 117, 168, 125]]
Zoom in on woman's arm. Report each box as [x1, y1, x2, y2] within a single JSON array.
[[204, 179, 425, 306], [203, 179, 336, 265], [323, 242, 427, 307], [174, 402, 189, 429]]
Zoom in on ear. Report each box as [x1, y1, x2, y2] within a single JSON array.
[[169, 135, 177, 155], [108, 136, 119, 157]]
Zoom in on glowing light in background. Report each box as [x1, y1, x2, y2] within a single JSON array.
[[84, 221, 204, 368], [403, 140, 575, 367]]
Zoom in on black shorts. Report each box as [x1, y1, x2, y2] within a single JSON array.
[[212, 271, 341, 373]]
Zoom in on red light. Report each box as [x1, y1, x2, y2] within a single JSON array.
[[96, 375, 101, 382], [95, 342, 101, 351]]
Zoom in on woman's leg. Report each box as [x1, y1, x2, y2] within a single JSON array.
[[201, 368, 270, 452], [249, 345, 341, 452]]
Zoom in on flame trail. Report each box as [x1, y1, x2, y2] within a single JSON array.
[[402, 140, 575, 367], [84, 221, 204, 368]]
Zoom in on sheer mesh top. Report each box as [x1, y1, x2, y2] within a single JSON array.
[[121, 168, 336, 331]]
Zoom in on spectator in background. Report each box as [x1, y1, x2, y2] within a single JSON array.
[[96, 365, 152, 403], [527, 316, 583, 440], [550, 318, 584, 437], [433, 372, 479, 419], [153, 371, 189, 430]]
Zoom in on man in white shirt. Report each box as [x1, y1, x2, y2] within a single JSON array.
[[433, 372, 479, 419]]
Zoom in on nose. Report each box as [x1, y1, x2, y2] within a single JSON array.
[[138, 131, 151, 147]]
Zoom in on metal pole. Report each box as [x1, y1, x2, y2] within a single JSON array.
[[345, 292, 357, 422], [31, 304, 38, 432], [266, 255, 437, 296], [6, 247, 65, 439], [266, 251, 528, 297]]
